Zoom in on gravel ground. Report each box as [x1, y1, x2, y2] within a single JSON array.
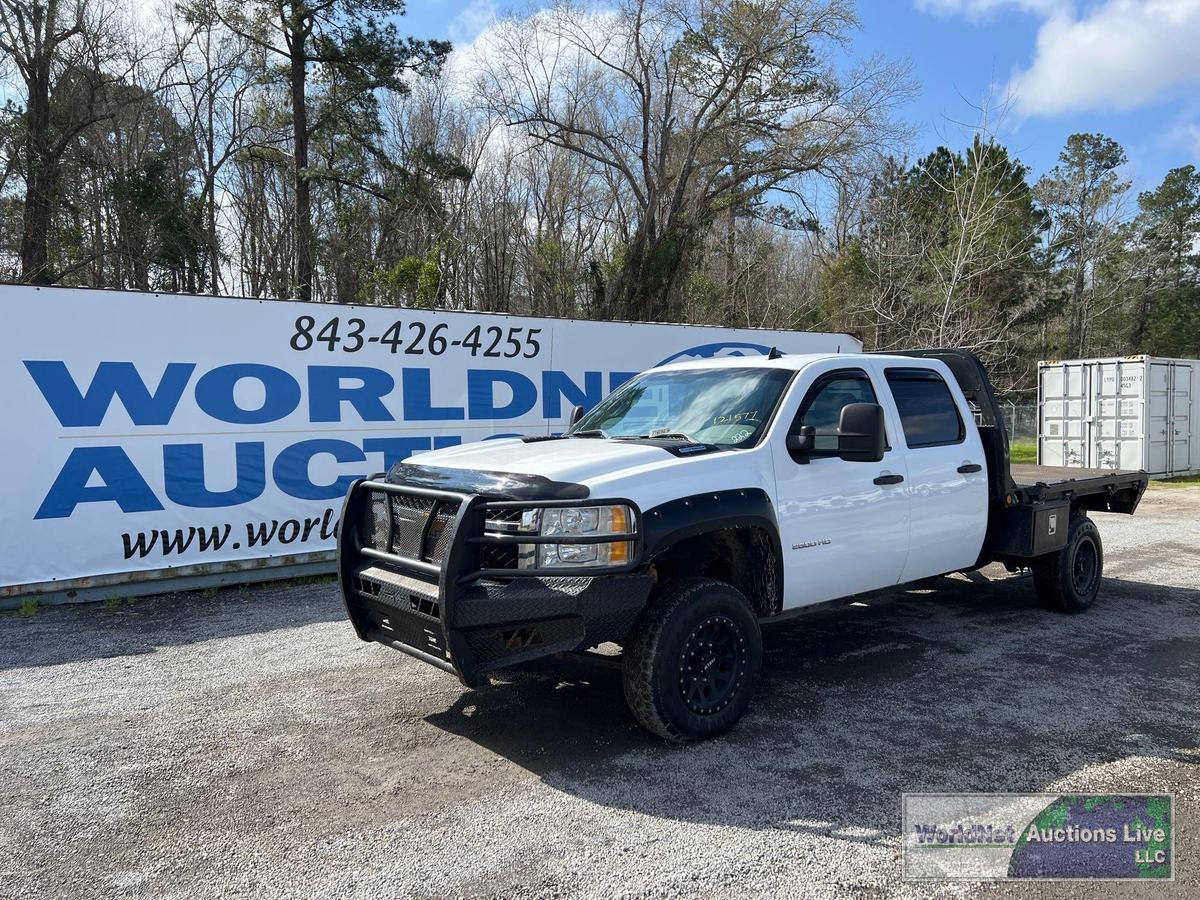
[[2, 488, 1198, 899]]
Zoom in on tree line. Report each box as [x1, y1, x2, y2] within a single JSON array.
[[1, 0, 1197, 391]]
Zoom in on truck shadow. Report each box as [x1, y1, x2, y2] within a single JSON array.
[[424, 569, 1200, 836]]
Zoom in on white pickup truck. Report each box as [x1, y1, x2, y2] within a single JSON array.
[[336, 349, 1147, 740]]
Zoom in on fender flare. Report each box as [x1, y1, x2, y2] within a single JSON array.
[[641, 488, 784, 615]]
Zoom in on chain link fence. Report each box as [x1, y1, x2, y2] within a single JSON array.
[[995, 399, 1038, 442]]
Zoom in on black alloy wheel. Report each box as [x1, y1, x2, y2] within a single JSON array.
[[623, 578, 763, 741], [678, 615, 748, 715]]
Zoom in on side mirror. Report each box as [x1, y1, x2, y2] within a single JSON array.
[[785, 426, 816, 453], [837, 403, 886, 463], [568, 404, 585, 426]]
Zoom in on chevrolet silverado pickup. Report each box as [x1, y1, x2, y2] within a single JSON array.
[[336, 349, 1147, 740]]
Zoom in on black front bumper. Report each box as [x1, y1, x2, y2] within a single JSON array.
[[337, 478, 653, 687]]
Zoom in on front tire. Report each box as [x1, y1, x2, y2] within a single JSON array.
[[622, 578, 762, 741], [1032, 515, 1103, 613]]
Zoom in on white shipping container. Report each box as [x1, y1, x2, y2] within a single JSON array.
[[1038, 356, 1199, 477]]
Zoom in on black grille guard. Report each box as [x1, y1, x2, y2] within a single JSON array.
[[336, 477, 643, 686]]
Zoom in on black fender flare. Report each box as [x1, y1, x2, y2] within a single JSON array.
[[641, 488, 784, 615]]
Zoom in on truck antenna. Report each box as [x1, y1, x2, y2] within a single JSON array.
[[767, 346, 783, 360]]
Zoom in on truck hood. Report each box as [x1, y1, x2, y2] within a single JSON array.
[[386, 436, 775, 510], [396, 437, 678, 493]]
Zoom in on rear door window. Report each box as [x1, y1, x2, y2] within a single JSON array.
[[884, 368, 964, 448]]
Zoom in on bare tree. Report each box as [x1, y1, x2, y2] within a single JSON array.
[[478, 0, 911, 321], [922, 136, 1046, 348], [163, 0, 258, 293], [0, 0, 102, 281], [215, 0, 447, 301]]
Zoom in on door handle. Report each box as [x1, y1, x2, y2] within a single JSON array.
[[873, 473, 904, 485], [957, 463, 983, 474]]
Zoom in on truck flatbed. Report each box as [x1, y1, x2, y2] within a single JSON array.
[[1010, 464, 1147, 503]]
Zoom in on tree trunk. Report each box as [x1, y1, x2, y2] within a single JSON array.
[[607, 223, 692, 323], [206, 86, 219, 294], [1130, 285, 1154, 350], [19, 66, 54, 284], [289, 22, 314, 302], [1069, 256, 1087, 356]]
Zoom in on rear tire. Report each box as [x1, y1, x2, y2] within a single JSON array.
[[622, 578, 762, 741], [1032, 515, 1103, 613]]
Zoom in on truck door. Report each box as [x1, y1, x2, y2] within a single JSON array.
[[879, 365, 988, 582], [772, 365, 911, 607]]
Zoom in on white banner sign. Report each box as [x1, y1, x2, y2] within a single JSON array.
[[1, 286, 858, 589]]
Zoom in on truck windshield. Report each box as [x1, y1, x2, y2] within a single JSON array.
[[569, 367, 792, 447]]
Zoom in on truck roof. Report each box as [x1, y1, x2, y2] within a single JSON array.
[[654, 351, 936, 373]]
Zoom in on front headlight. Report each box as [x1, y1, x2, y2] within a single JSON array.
[[518, 504, 635, 569]]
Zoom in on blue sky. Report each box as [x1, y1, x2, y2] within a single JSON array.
[[401, 0, 1200, 193]]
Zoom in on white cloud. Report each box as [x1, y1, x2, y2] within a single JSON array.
[[1008, 0, 1200, 116], [1163, 112, 1200, 159], [922, 0, 1200, 117], [442, 7, 507, 103], [444, 3, 620, 103], [915, 0, 1065, 16], [449, 0, 500, 45]]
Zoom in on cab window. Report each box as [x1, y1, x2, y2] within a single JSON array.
[[884, 368, 965, 448], [790, 370, 878, 453]]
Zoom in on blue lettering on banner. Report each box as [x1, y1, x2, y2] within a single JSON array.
[[24, 360, 195, 427], [402, 368, 464, 420], [273, 439, 368, 500], [194, 363, 302, 424], [468, 369, 537, 420], [164, 442, 267, 508], [309, 366, 395, 422], [23, 359, 647, 517], [35, 446, 165, 518], [543, 370, 602, 418]]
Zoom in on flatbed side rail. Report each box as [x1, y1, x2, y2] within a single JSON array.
[[983, 469, 1148, 562], [1014, 470, 1148, 512]]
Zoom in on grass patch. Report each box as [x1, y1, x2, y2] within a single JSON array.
[[284, 573, 337, 587], [19, 598, 37, 617], [1149, 475, 1200, 489], [1009, 440, 1036, 464]]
